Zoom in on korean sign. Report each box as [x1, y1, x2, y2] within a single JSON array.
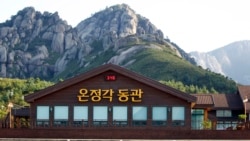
[[78, 88, 143, 102]]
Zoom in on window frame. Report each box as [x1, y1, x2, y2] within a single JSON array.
[[132, 106, 147, 126], [53, 106, 69, 127], [172, 106, 185, 126], [93, 106, 108, 126], [191, 109, 204, 130], [152, 106, 168, 126], [73, 106, 88, 126], [36, 106, 50, 127], [216, 110, 232, 117], [112, 106, 128, 126]]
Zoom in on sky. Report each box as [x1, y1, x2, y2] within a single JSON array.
[[1, 0, 250, 53]]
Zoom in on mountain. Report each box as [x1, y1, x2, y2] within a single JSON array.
[[0, 4, 237, 93], [190, 40, 250, 85]]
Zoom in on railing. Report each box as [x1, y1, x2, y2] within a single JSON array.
[[0, 118, 29, 128], [2, 119, 250, 130], [191, 120, 250, 130], [20, 119, 187, 129]]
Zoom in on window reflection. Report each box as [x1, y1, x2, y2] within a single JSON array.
[[132, 106, 147, 126], [152, 107, 167, 126], [93, 106, 108, 126], [113, 106, 128, 126]]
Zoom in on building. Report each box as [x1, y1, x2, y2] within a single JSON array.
[[24, 63, 196, 130], [3, 63, 250, 132], [190, 86, 250, 130], [192, 94, 243, 130]]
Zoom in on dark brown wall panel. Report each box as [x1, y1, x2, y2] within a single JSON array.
[[29, 70, 192, 130]]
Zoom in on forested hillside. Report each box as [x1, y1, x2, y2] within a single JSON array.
[[0, 78, 54, 119]]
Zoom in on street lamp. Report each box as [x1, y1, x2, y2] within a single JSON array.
[[8, 102, 13, 128], [7, 90, 14, 128], [243, 96, 248, 123]]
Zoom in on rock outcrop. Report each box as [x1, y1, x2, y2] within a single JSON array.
[[0, 4, 194, 81]]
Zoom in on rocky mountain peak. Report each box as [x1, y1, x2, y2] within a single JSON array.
[[76, 4, 164, 50], [0, 6, 81, 79], [0, 4, 196, 82]]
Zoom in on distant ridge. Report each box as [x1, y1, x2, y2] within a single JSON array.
[[190, 40, 250, 85]]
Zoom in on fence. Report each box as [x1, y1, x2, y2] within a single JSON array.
[[1, 119, 250, 130], [1, 119, 250, 139]]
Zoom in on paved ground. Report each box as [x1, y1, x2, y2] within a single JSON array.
[[0, 139, 248, 141]]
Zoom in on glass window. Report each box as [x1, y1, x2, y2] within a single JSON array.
[[216, 110, 232, 117], [216, 121, 237, 130], [224, 110, 232, 117], [152, 106, 167, 126], [54, 106, 68, 120], [216, 121, 224, 130], [192, 109, 204, 114], [36, 106, 49, 127], [216, 110, 223, 117], [132, 106, 147, 126], [74, 106, 88, 120], [172, 106, 185, 126], [73, 106, 88, 126], [93, 106, 108, 126], [152, 107, 167, 120], [133, 106, 147, 120], [113, 106, 127, 126], [191, 109, 204, 130], [54, 106, 69, 127], [37, 106, 49, 120]]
